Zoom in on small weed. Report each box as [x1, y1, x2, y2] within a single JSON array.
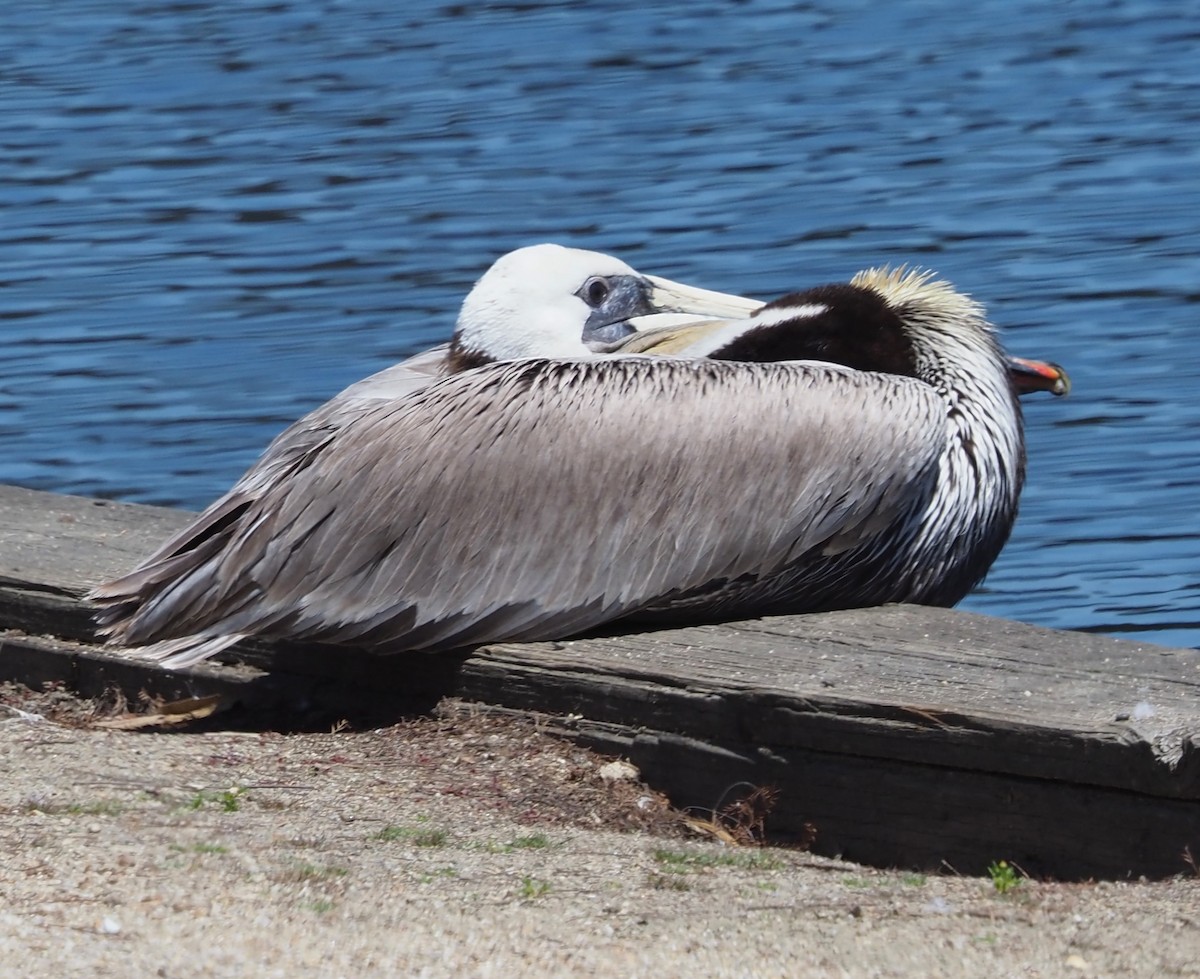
[[518, 876, 551, 899], [186, 786, 247, 813], [219, 787, 245, 812], [509, 834, 550, 850], [652, 847, 785, 874], [307, 899, 336, 914], [169, 842, 228, 855], [901, 873, 927, 887], [987, 860, 1021, 895], [648, 872, 691, 892], [840, 876, 874, 889], [375, 825, 448, 847], [286, 862, 349, 883], [732, 851, 786, 871]]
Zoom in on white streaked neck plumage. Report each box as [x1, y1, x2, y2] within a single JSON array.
[[687, 266, 1026, 608], [851, 267, 1025, 600]]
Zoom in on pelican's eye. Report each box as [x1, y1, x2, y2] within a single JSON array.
[[582, 276, 611, 308]]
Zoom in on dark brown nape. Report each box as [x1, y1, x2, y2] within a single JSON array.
[[710, 283, 919, 379], [446, 336, 494, 373]]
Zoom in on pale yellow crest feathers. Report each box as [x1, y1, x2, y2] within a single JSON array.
[[851, 266, 992, 334]]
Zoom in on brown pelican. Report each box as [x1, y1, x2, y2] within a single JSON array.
[[91, 257, 1063, 669]]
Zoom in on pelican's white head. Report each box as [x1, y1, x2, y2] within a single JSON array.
[[450, 243, 761, 369]]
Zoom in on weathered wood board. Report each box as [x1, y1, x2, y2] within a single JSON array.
[[2, 482, 1197, 880]]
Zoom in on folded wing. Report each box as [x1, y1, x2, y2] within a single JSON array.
[[93, 356, 945, 666]]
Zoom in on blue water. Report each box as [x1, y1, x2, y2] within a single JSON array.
[[2, 0, 1197, 647]]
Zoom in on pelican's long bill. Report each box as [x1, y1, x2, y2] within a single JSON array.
[[615, 318, 741, 355], [593, 276, 763, 346], [638, 274, 763, 327]]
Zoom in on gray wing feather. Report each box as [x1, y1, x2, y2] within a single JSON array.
[[89, 345, 451, 606], [96, 357, 944, 665], [328, 344, 450, 401]]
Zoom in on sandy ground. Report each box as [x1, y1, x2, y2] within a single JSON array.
[[2, 682, 1198, 979]]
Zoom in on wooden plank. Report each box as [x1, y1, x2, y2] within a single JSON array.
[[1, 482, 1198, 879]]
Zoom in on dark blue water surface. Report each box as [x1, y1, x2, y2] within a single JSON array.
[[2, 1, 1197, 646]]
